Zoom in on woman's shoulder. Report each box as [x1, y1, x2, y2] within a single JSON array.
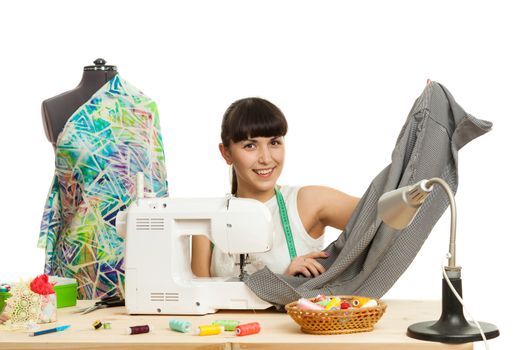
[[298, 186, 361, 231], [297, 185, 336, 199], [280, 185, 352, 210], [296, 185, 357, 214], [295, 186, 330, 214]]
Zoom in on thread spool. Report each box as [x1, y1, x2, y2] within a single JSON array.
[[103, 322, 111, 329], [169, 319, 191, 333], [349, 296, 376, 308], [235, 322, 260, 336], [324, 297, 342, 310], [297, 298, 324, 311], [362, 299, 378, 308], [92, 320, 102, 330], [212, 320, 239, 331], [194, 324, 223, 336], [316, 299, 331, 307], [128, 325, 152, 335]]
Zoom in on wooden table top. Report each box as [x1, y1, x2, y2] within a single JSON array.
[[0, 299, 471, 350]]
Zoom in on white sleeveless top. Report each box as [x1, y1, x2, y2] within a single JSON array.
[[210, 185, 325, 277]]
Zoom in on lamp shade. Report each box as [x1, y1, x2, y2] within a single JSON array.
[[378, 180, 432, 230]]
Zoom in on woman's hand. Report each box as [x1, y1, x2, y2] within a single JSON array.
[[0, 312, 9, 324], [284, 251, 329, 277]]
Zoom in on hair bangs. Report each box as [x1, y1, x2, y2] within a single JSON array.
[[223, 98, 288, 144]]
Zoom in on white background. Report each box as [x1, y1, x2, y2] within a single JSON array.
[[0, 1, 523, 348]]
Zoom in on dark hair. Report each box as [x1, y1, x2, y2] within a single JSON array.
[[220, 97, 288, 195]]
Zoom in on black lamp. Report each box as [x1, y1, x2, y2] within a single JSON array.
[[378, 178, 499, 343]]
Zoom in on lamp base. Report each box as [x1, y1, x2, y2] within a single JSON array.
[[407, 277, 499, 343], [408, 320, 499, 343]]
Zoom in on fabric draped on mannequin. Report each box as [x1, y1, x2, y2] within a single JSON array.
[[39, 75, 169, 299]]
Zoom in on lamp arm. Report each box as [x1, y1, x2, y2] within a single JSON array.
[[425, 178, 457, 268]]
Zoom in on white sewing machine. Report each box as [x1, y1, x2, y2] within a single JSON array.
[[117, 174, 274, 315]]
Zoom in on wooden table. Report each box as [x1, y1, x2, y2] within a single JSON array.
[[0, 300, 471, 349]]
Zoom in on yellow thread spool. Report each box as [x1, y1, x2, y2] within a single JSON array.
[[350, 296, 372, 308], [324, 297, 342, 310], [92, 320, 102, 330], [195, 324, 223, 336]]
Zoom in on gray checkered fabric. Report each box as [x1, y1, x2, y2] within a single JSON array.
[[244, 82, 492, 308]]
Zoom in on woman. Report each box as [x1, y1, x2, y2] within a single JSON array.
[[191, 97, 360, 278]]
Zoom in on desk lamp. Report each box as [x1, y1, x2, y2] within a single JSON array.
[[378, 178, 499, 343]]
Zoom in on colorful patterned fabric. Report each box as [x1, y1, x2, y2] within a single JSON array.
[[38, 75, 169, 299]]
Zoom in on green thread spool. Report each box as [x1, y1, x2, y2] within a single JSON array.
[[169, 319, 191, 333], [316, 299, 331, 307], [212, 320, 240, 331]]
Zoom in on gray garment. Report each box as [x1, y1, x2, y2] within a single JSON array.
[[244, 82, 492, 308]]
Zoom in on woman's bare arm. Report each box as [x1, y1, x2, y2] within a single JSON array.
[[191, 235, 212, 277]]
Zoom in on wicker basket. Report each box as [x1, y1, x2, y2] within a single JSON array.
[[285, 296, 387, 335]]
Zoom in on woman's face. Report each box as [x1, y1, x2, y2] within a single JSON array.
[[220, 136, 285, 198]]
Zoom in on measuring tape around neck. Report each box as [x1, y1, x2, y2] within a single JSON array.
[[275, 186, 297, 261]]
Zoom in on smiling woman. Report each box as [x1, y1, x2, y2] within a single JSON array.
[[191, 97, 360, 279], [219, 97, 288, 202], [223, 135, 285, 201]]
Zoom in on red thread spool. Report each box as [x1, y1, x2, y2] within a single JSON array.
[[235, 322, 260, 336], [128, 325, 151, 335], [340, 301, 350, 309]]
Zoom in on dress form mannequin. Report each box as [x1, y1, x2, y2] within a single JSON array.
[[41, 58, 118, 147]]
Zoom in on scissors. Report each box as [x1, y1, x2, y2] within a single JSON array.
[[76, 295, 125, 315]]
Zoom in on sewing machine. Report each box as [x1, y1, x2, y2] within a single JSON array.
[[117, 174, 274, 315]]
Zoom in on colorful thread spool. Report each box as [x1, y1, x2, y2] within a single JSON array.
[[128, 325, 152, 335], [324, 297, 342, 310], [92, 320, 102, 330], [235, 322, 261, 336], [102, 322, 111, 329], [194, 324, 223, 336], [362, 299, 378, 308], [315, 299, 331, 307], [349, 296, 377, 308], [340, 301, 350, 309], [169, 319, 191, 333], [212, 320, 239, 331], [297, 298, 324, 310]]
